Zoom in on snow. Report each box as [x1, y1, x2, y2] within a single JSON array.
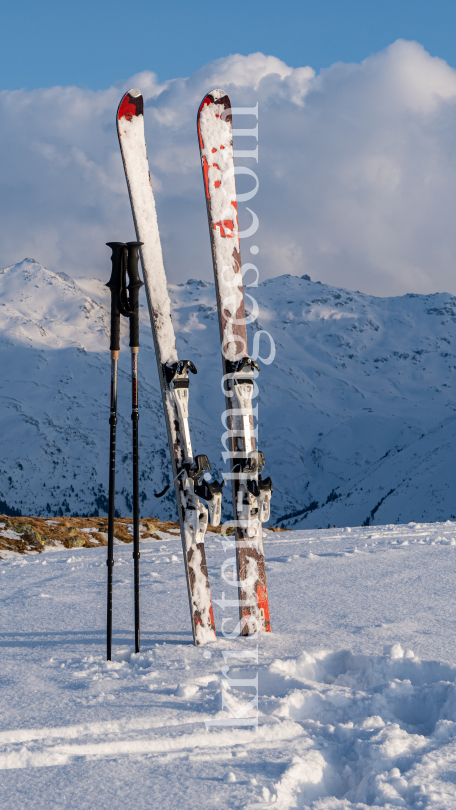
[[2, 521, 456, 808]]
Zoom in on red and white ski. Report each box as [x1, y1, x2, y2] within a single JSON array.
[[117, 89, 220, 645], [197, 90, 272, 635]]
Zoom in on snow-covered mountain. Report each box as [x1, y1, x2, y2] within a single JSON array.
[[1, 258, 455, 527]]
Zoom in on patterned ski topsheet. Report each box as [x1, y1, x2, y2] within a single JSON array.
[[197, 90, 271, 635], [117, 89, 216, 645]]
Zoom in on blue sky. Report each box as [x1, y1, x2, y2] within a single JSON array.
[[2, 5, 456, 296], [3, 0, 456, 90]]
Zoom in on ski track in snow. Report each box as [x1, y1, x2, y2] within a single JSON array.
[[2, 522, 456, 808]]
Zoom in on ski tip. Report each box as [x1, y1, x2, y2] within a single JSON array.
[[198, 89, 231, 118], [117, 89, 144, 122]]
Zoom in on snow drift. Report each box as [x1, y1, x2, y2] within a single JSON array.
[[3, 521, 456, 808]]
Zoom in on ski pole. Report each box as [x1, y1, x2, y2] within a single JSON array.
[[105, 241, 128, 661], [126, 241, 144, 654]]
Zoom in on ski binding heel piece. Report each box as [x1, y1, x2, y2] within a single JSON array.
[[194, 478, 224, 526], [241, 450, 273, 526], [187, 456, 224, 528]]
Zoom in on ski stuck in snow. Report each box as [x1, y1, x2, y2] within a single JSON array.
[[116, 89, 222, 645], [197, 90, 272, 635]]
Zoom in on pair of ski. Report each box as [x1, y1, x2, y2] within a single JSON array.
[[116, 88, 273, 645]]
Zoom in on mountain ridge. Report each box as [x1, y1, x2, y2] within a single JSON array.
[[0, 258, 455, 527]]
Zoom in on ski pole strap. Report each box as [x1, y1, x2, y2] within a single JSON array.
[[126, 242, 144, 348]]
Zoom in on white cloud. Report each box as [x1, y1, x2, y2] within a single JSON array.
[[1, 40, 456, 296]]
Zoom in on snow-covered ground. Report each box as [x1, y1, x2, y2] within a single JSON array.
[[2, 521, 456, 808], [1, 258, 456, 528]]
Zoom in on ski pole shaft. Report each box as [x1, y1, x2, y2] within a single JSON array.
[[131, 348, 140, 653], [106, 242, 126, 661], [126, 242, 143, 654], [107, 354, 117, 662]]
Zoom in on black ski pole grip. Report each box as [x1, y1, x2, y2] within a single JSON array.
[[126, 242, 144, 349], [106, 242, 127, 352]]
